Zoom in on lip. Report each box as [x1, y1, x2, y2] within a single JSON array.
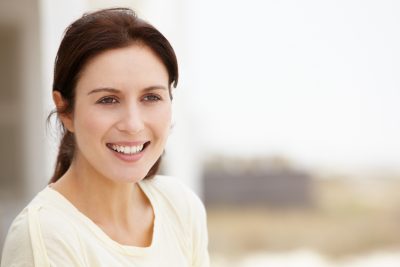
[[107, 141, 148, 146], [106, 141, 150, 163]]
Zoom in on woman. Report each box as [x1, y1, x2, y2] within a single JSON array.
[[1, 8, 209, 267]]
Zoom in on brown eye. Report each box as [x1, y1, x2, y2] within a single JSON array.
[[96, 96, 119, 104], [143, 94, 161, 102]]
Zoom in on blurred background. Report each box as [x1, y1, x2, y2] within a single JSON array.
[[1, 0, 400, 266]]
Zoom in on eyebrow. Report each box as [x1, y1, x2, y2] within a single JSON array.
[[87, 88, 119, 95], [87, 86, 167, 95]]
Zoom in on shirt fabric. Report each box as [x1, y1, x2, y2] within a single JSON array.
[[1, 175, 210, 267]]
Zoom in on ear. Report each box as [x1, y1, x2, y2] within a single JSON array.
[[53, 91, 74, 132]]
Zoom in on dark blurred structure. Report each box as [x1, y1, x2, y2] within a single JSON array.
[[0, 25, 22, 192], [203, 156, 313, 208], [0, 0, 44, 253]]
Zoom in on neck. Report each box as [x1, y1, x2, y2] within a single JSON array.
[[52, 154, 146, 228]]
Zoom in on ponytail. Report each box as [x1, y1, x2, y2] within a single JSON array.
[[49, 131, 75, 184]]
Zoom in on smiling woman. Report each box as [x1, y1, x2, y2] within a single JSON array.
[[1, 8, 209, 267], [54, 45, 172, 185]]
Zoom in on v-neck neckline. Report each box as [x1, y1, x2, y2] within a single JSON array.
[[45, 180, 158, 256]]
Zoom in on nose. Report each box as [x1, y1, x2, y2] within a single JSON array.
[[116, 104, 145, 134]]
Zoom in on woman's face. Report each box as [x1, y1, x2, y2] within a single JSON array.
[[59, 44, 171, 183]]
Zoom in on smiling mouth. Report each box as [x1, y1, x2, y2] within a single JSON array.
[[106, 142, 150, 155]]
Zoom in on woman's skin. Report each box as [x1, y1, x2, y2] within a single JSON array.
[[51, 44, 172, 247]]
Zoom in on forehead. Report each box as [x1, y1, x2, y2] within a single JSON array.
[[76, 44, 169, 93]]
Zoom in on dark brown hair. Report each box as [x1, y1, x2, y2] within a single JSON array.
[[48, 8, 178, 184]]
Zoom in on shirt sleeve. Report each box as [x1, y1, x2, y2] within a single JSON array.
[[189, 192, 210, 267], [1, 205, 86, 267], [1, 209, 36, 267]]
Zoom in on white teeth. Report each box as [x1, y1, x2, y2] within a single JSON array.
[[111, 144, 144, 155]]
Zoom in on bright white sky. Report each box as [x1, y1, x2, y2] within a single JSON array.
[[180, 0, 400, 171]]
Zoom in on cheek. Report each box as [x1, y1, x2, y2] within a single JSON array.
[[74, 106, 112, 140], [152, 105, 172, 136]]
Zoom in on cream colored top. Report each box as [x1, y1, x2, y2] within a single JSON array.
[[1, 175, 209, 267]]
